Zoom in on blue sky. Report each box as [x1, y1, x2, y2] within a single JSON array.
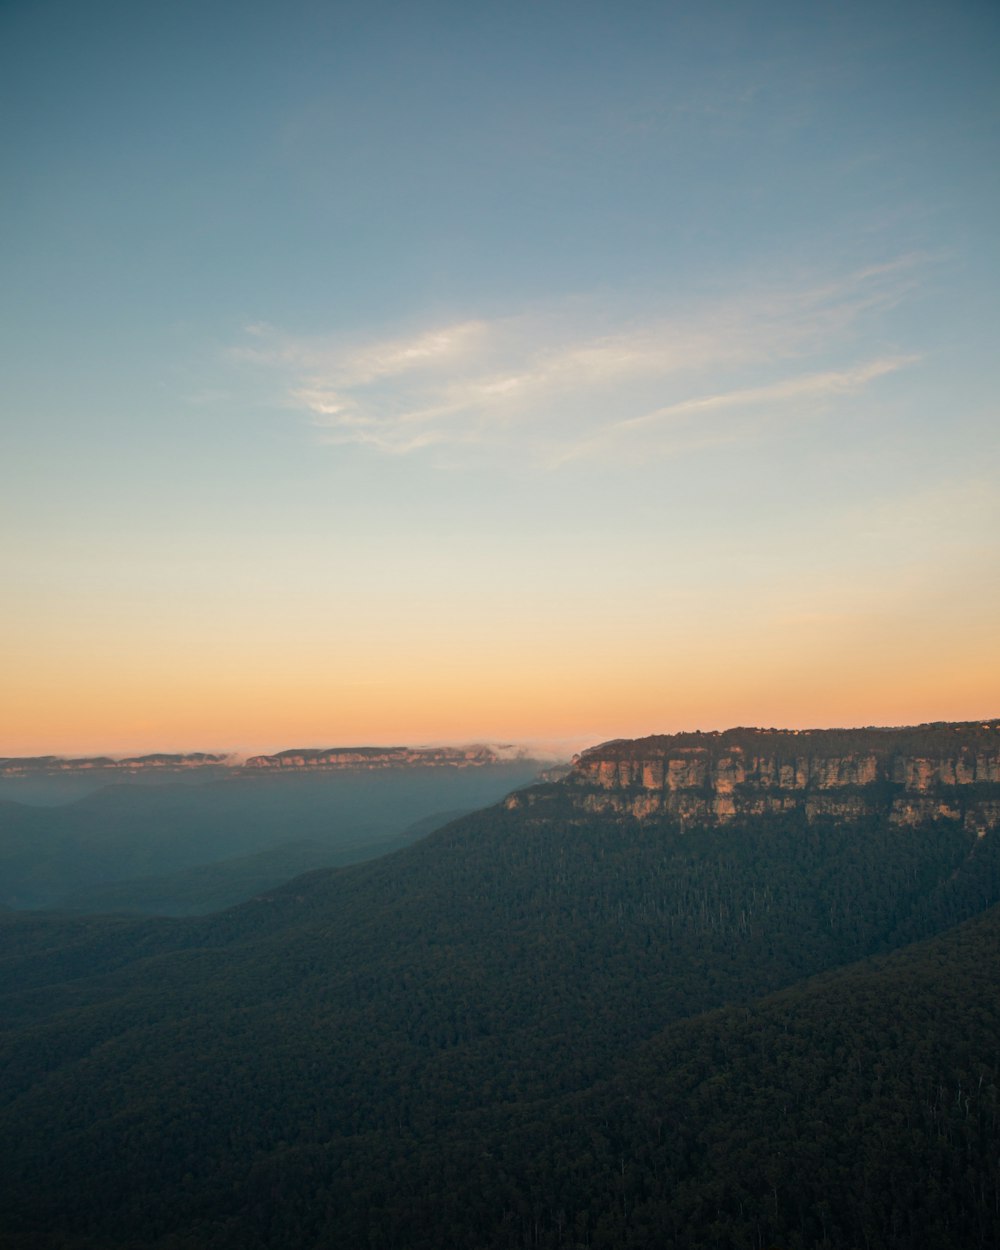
[[3, 0, 999, 754]]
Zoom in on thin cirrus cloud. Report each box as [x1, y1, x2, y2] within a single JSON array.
[[233, 256, 923, 465], [559, 355, 919, 464]]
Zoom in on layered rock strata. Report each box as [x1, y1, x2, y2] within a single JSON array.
[[506, 721, 1000, 833]]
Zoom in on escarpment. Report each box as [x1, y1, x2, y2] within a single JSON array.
[[244, 745, 508, 770], [0, 745, 533, 778], [507, 720, 1000, 832], [0, 752, 230, 776]]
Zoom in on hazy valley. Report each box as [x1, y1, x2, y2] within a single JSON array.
[[0, 747, 550, 914]]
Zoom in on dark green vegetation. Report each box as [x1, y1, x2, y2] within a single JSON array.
[[55, 839, 366, 916], [1, 786, 999, 1249], [0, 763, 541, 912], [587, 719, 1000, 761]]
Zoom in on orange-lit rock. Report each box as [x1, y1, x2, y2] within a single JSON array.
[[508, 720, 1000, 831]]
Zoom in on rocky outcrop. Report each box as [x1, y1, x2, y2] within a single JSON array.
[[506, 721, 1000, 833]]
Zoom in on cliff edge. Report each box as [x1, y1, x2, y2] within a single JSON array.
[[506, 720, 1000, 834]]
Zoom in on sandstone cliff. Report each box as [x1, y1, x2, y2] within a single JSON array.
[[244, 745, 511, 771], [506, 720, 1000, 834]]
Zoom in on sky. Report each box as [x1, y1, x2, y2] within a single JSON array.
[[2, 0, 999, 756]]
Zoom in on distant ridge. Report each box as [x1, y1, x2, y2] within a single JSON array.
[[0, 743, 546, 778], [244, 744, 527, 770], [6, 722, 998, 778], [0, 751, 230, 776]]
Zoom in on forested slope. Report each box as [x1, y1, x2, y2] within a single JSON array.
[[1, 795, 998, 1248], [324, 902, 1000, 1250]]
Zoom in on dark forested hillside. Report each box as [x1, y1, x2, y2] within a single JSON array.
[[337, 902, 1000, 1250], [1, 777, 999, 1249]]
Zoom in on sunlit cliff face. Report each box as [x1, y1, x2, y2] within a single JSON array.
[[508, 724, 1000, 835]]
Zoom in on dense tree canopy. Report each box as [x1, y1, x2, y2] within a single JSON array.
[[1, 795, 998, 1248]]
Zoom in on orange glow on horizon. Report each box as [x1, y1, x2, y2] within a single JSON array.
[[5, 556, 998, 758], [4, 647, 996, 758]]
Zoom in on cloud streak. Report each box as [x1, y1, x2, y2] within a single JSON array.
[[560, 355, 919, 463], [233, 255, 923, 466]]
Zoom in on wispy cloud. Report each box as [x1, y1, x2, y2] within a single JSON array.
[[561, 355, 918, 463], [232, 255, 924, 466]]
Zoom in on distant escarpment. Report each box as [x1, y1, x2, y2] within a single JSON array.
[[507, 720, 1000, 834], [244, 744, 519, 770], [0, 744, 535, 779], [0, 752, 230, 777]]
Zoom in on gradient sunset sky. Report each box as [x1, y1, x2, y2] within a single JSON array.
[[3, 0, 999, 756]]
